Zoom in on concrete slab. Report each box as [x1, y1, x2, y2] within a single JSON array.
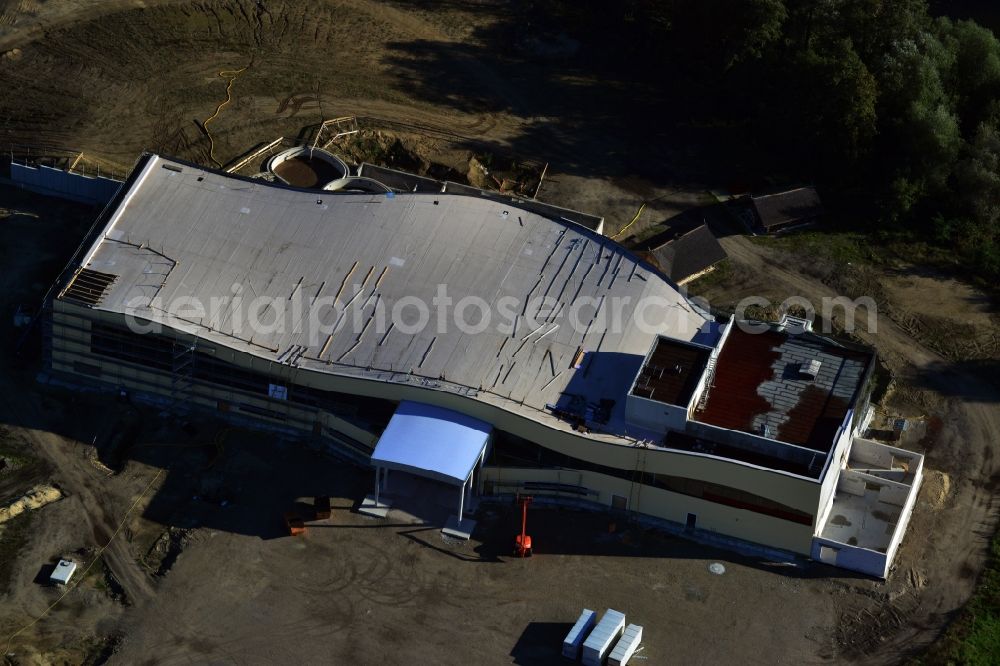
[[358, 495, 392, 518], [442, 515, 477, 540], [820, 487, 899, 551]]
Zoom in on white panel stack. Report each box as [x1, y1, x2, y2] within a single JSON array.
[[608, 624, 643, 666], [562, 608, 597, 659], [582, 609, 626, 666]]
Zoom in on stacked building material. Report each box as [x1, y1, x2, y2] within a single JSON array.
[[609, 624, 643, 666], [582, 609, 625, 666], [562, 608, 597, 659]]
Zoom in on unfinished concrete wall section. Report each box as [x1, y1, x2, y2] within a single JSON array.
[[812, 438, 924, 578], [10, 161, 123, 205]]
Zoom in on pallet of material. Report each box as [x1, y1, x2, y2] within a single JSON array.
[[582, 609, 625, 666], [562, 608, 597, 659], [608, 624, 643, 666]]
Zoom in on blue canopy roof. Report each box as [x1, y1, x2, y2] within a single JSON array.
[[370, 401, 492, 485]]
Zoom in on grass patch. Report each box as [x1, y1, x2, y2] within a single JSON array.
[[750, 229, 876, 266], [917, 533, 1000, 665], [684, 258, 733, 296]]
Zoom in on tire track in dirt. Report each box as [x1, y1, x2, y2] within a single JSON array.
[[21, 427, 158, 605], [0, 0, 518, 165]]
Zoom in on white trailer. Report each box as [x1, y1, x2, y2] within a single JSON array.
[[562, 608, 597, 659], [609, 624, 643, 666], [582, 609, 625, 666]]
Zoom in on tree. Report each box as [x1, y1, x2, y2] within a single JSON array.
[[668, 0, 788, 75], [936, 18, 1000, 136], [951, 122, 1000, 274]]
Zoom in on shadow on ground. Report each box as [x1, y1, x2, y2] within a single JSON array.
[[510, 621, 574, 666], [378, 6, 756, 187]]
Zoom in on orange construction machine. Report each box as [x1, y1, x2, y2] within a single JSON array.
[[284, 512, 306, 536], [514, 495, 533, 557]]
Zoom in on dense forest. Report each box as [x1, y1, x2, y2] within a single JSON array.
[[536, 0, 1000, 278]]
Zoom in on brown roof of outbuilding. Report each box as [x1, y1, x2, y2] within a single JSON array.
[[751, 186, 823, 230], [646, 223, 728, 283]]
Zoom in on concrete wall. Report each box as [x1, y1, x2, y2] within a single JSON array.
[[811, 457, 924, 578], [687, 316, 734, 416], [810, 537, 889, 578], [11, 162, 122, 205], [815, 410, 855, 533], [850, 437, 922, 471], [686, 420, 824, 475], [482, 466, 816, 554], [881, 467, 923, 576], [265, 146, 347, 185], [625, 393, 688, 432]]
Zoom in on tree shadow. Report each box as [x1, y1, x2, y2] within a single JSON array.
[[910, 359, 1000, 403], [379, 11, 738, 185]]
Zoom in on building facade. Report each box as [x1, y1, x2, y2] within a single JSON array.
[[45, 154, 922, 577]]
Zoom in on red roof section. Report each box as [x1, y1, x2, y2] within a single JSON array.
[[696, 327, 870, 452], [697, 329, 782, 432]]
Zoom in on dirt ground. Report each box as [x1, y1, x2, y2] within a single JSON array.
[[0, 1, 998, 664]]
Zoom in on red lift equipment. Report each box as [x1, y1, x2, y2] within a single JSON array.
[[514, 495, 533, 557]]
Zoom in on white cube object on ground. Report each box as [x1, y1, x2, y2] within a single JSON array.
[[562, 608, 597, 659], [609, 624, 643, 666], [50, 559, 77, 585], [582, 609, 625, 666]]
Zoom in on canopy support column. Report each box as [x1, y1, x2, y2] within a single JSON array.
[[476, 448, 486, 494], [458, 476, 466, 518]]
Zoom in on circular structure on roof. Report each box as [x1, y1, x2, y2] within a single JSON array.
[[266, 146, 349, 189], [708, 562, 726, 575]]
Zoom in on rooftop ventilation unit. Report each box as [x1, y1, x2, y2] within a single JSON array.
[[801, 359, 822, 379], [779, 314, 813, 334]]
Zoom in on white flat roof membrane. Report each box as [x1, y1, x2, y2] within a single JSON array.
[[370, 401, 491, 485], [68, 155, 713, 441]]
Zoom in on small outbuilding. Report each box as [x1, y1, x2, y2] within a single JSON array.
[[49, 559, 77, 586], [635, 220, 727, 285], [749, 186, 823, 234]]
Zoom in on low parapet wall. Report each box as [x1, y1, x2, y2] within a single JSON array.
[[10, 162, 122, 205]]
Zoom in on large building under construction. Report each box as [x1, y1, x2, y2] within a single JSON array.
[[44, 153, 923, 578]]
